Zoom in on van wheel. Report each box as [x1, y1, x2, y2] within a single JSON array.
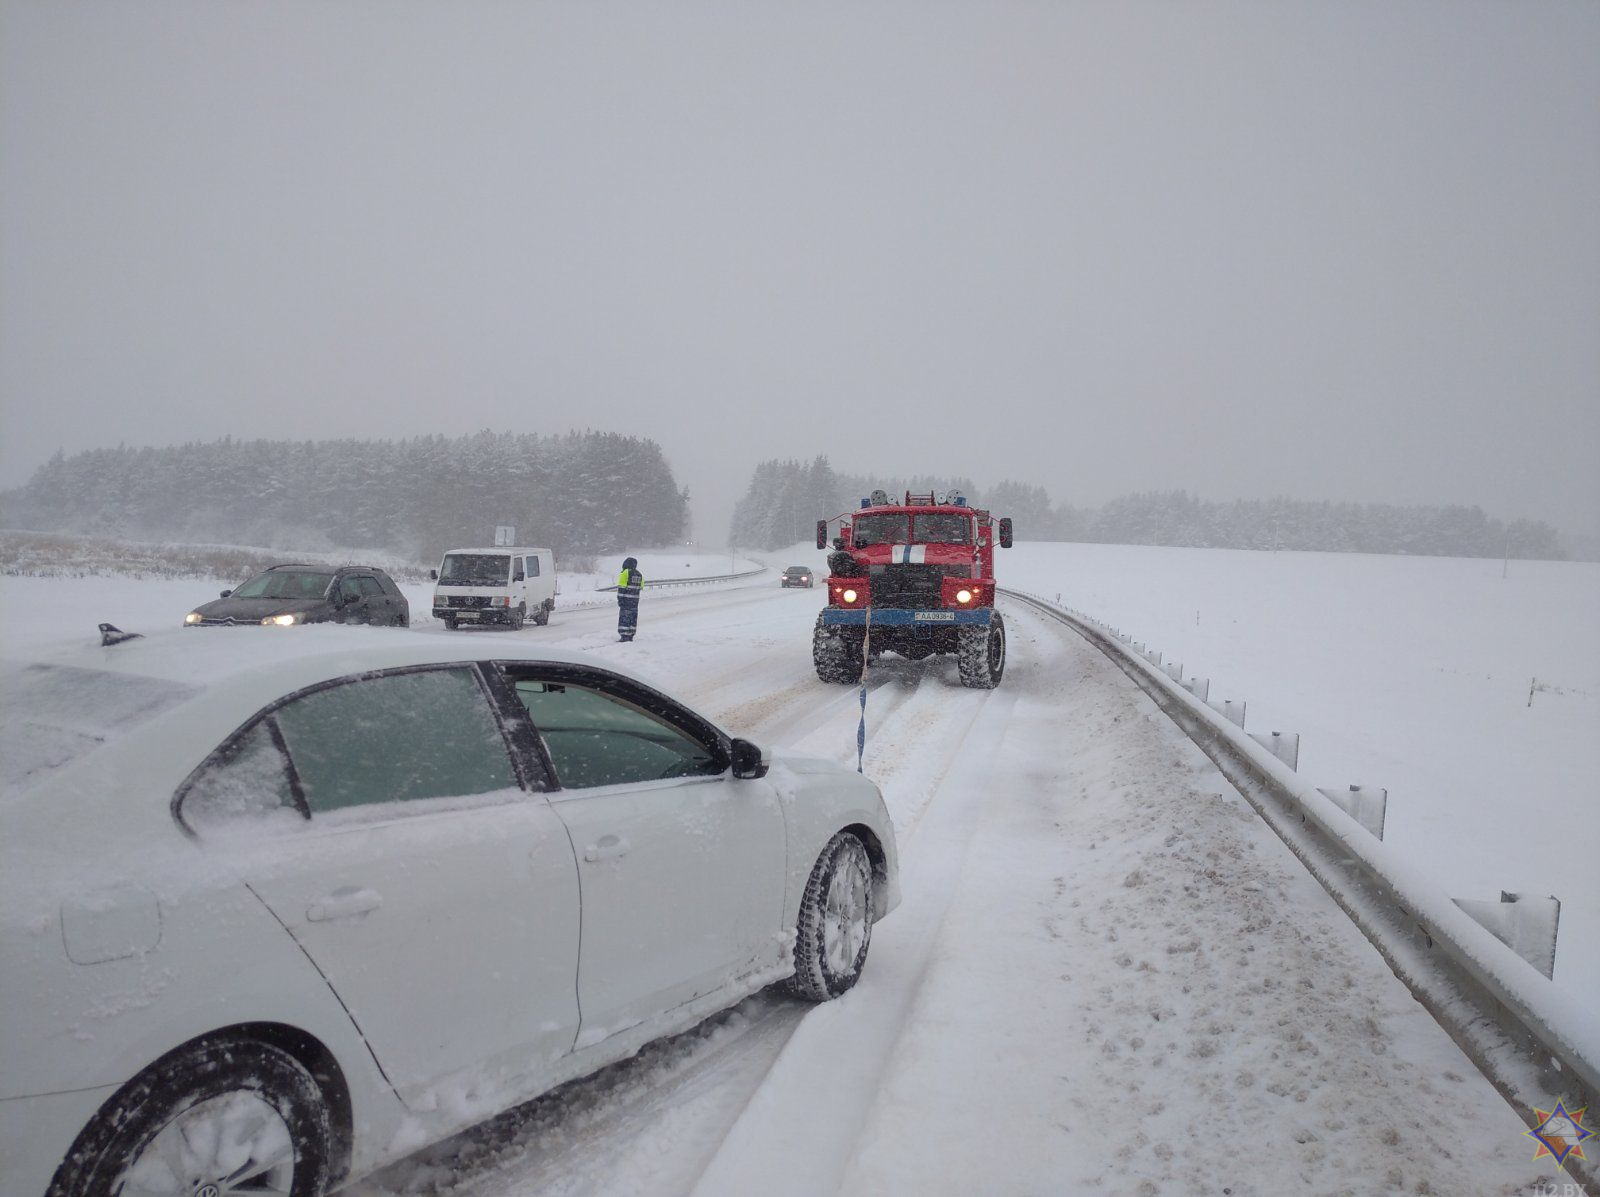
[[509, 604, 526, 631], [532, 603, 550, 626], [442, 614, 458, 631]]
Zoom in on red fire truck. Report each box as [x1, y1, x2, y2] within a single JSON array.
[[812, 489, 1013, 688]]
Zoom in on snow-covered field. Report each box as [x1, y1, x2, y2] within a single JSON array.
[[2, 561, 1578, 1194], [995, 541, 1600, 1004]]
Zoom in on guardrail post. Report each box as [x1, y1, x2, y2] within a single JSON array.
[[1249, 730, 1299, 771], [1317, 785, 1388, 840], [1208, 698, 1246, 728], [1144, 649, 1163, 667], [1164, 661, 1184, 682], [1183, 675, 1210, 702], [1452, 893, 1561, 980]]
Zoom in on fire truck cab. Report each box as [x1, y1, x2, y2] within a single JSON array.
[[812, 489, 1013, 688]]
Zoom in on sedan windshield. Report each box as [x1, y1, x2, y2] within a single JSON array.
[[440, 554, 510, 586], [232, 570, 334, 600]]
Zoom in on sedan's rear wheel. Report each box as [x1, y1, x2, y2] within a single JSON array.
[[788, 832, 874, 1001], [48, 1035, 333, 1197]]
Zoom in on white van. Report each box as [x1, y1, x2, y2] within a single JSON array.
[[430, 547, 557, 630]]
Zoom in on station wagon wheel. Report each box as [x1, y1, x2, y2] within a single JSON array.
[[788, 831, 874, 1001], [47, 1036, 333, 1197]]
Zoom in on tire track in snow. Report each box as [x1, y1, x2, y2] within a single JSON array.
[[357, 592, 1065, 1197], [349, 587, 1015, 1197], [689, 685, 1021, 1197]]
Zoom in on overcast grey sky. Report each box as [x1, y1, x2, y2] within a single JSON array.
[[2, 1, 1596, 541]]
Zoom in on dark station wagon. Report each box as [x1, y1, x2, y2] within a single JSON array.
[[184, 564, 411, 628]]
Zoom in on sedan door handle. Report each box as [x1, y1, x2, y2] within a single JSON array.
[[584, 834, 631, 863], [307, 886, 382, 923]]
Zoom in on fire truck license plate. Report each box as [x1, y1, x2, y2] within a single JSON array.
[[913, 611, 956, 621]]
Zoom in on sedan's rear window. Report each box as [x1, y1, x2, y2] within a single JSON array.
[[0, 663, 200, 791]]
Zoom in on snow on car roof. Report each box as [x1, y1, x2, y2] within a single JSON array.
[[440, 546, 549, 554], [2, 626, 681, 800], [4, 624, 598, 691]]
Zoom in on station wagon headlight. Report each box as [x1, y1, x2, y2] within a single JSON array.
[[956, 589, 973, 604], [262, 613, 300, 626], [184, 612, 202, 625]]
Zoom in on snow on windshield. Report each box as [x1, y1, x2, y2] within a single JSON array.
[[0, 662, 200, 791]]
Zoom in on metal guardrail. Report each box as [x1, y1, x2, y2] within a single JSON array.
[[594, 565, 769, 593], [1002, 587, 1598, 1187]]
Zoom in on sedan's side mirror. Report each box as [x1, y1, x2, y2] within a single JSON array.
[[731, 738, 770, 780], [429, 569, 438, 581], [219, 590, 232, 598], [998, 517, 1014, 549]]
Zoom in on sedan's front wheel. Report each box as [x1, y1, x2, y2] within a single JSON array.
[[48, 1034, 334, 1197], [788, 831, 874, 1001]]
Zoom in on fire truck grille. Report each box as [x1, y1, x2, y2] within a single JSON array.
[[867, 564, 958, 609]]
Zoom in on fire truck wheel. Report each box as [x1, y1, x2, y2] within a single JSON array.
[[957, 614, 1006, 688], [813, 620, 864, 684]]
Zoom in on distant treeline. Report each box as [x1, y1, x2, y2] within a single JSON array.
[[0, 431, 689, 561], [730, 458, 1566, 560]]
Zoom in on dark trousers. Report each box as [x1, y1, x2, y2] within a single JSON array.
[[617, 595, 640, 639]]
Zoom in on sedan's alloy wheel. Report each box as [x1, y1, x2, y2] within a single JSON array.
[[788, 831, 875, 1000], [823, 846, 871, 977], [117, 1090, 296, 1196], [49, 1036, 331, 1197]]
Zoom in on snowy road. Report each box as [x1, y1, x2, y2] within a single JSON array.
[[311, 579, 1559, 1196], [0, 574, 1567, 1193]]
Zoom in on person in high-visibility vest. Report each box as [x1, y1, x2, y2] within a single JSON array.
[[616, 557, 643, 641]]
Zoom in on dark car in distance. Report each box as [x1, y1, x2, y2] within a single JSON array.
[[185, 564, 411, 628], [781, 565, 815, 588]]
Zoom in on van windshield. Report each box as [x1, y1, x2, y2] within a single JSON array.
[[439, 554, 510, 586]]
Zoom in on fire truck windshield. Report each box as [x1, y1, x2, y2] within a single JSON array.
[[914, 513, 973, 544], [852, 511, 973, 546], [851, 513, 910, 546]]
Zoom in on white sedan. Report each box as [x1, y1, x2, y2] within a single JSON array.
[[0, 626, 899, 1197]]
